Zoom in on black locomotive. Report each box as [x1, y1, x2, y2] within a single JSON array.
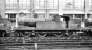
[[0, 14, 92, 48]]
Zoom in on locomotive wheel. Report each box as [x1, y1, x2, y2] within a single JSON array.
[[68, 32, 80, 39], [9, 32, 19, 37], [13, 32, 20, 37], [17, 32, 24, 37], [38, 33, 47, 39], [24, 32, 31, 37], [65, 32, 73, 37], [2, 32, 6, 37], [54, 33, 63, 38]]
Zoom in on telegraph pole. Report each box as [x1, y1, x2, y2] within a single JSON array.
[[84, 0, 88, 19]]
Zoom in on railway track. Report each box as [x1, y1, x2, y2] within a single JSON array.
[[0, 38, 92, 49], [0, 42, 92, 49]]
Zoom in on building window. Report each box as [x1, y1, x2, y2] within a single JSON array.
[[8, 14, 16, 18], [38, 14, 45, 18], [64, 0, 74, 9], [74, 0, 84, 10], [5, 0, 31, 10], [89, 0, 92, 11], [47, 0, 58, 9], [8, 14, 16, 22], [34, 14, 38, 18], [74, 14, 84, 19], [5, 0, 18, 9], [34, 0, 58, 9], [34, 0, 45, 9], [63, 0, 84, 10], [19, 0, 31, 9]]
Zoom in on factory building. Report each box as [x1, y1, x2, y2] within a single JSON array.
[[0, 0, 92, 30], [0, 0, 91, 27], [0, 0, 91, 19]]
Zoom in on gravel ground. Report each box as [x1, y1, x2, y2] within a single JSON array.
[[0, 46, 92, 50]]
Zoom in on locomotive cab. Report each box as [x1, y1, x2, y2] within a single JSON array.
[[60, 15, 70, 28]]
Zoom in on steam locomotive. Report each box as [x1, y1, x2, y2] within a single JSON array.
[[0, 13, 92, 48]]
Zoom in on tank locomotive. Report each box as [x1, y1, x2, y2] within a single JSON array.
[[0, 12, 92, 48]]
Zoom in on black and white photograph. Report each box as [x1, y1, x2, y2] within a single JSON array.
[[0, 0, 92, 50]]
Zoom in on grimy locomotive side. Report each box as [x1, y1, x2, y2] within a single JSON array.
[[0, 0, 92, 48]]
